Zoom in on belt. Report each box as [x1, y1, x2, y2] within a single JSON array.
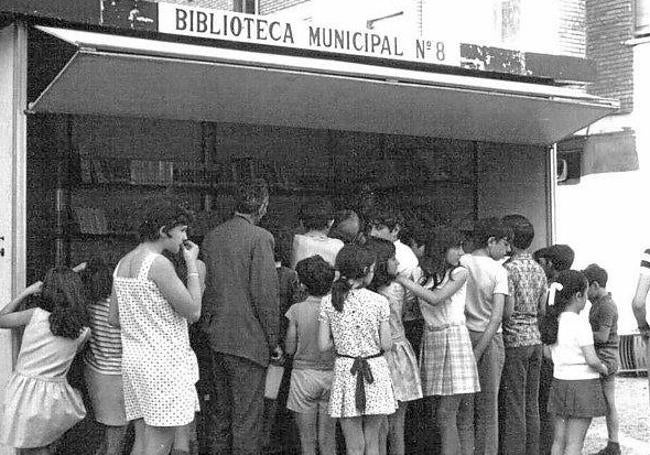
[[425, 322, 463, 332], [337, 351, 384, 412]]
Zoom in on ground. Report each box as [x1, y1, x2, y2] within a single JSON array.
[[583, 375, 649, 455]]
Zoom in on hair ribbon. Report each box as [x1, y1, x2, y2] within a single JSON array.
[[547, 282, 563, 307]]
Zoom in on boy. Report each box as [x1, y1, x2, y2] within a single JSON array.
[[459, 217, 512, 455], [499, 215, 547, 455], [583, 264, 620, 455], [285, 255, 336, 455], [292, 199, 344, 268]]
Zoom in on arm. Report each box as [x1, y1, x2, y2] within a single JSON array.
[[396, 268, 468, 306], [151, 252, 202, 323], [503, 295, 515, 321], [582, 344, 609, 375], [108, 287, 120, 328], [0, 281, 41, 329], [502, 267, 516, 321], [538, 289, 549, 318], [197, 259, 207, 295], [593, 326, 611, 344], [284, 317, 297, 356], [474, 293, 505, 361], [250, 233, 281, 351], [632, 273, 650, 335], [318, 318, 333, 352]]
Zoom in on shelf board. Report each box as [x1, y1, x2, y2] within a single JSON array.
[[66, 231, 138, 240]]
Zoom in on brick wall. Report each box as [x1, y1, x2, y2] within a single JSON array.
[[586, 0, 634, 111], [559, 0, 586, 56], [259, 0, 309, 15]]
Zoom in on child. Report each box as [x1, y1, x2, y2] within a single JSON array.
[[365, 238, 422, 455], [318, 245, 396, 455], [0, 267, 90, 454], [499, 214, 548, 455], [540, 270, 609, 455], [292, 199, 345, 268], [285, 255, 337, 455], [80, 257, 128, 455], [396, 227, 480, 455], [582, 264, 620, 455], [459, 217, 511, 455]]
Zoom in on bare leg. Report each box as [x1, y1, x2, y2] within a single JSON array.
[[362, 415, 384, 455], [172, 420, 195, 454], [143, 424, 177, 455], [131, 419, 145, 455], [294, 410, 318, 455], [317, 403, 337, 455], [387, 401, 407, 455], [563, 417, 591, 455], [377, 416, 388, 455], [550, 415, 567, 455], [340, 417, 365, 455], [602, 378, 619, 444], [456, 394, 475, 455], [105, 424, 128, 455], [435, 394, 464, 455]]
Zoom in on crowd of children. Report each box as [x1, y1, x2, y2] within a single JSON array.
[[0, 194, 623, 455]]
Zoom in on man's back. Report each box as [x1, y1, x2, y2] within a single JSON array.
[[202, 215, 279, 367]]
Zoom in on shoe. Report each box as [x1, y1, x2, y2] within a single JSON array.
[[593, 441, 621, 455]]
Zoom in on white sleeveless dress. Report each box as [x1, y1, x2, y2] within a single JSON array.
[[113, 253, 199, 426]]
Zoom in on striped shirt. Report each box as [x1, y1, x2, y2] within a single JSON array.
[[84, 297, 122, 375]]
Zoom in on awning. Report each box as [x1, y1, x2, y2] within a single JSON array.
[[29, 26, 619, 145]]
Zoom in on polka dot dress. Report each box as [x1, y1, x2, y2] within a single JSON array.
[[113, 253, 199, 427]]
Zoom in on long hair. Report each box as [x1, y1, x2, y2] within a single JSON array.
[[423, 227, 465, 287], [364, 238, 396, 291], [332, 245, 376, 312], [540, 270, 588, 345], [80, 257, 113, 303], [41, 267, 88, 339]]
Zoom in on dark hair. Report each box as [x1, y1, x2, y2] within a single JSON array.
[[80, 257, 113, 302], [329, 209, 360, 244], [364, 238, 397, 291], [332, 245, 376, 312], [40, 267, 88, 339], [534, 244, 575, 272], [234, 178, 269, 215], [540, 270, 588, 345], [296, 255, 335, 297], [472, 217, 513, 249], [423, 227, 465, 287], [502, 214, 534, 250], [367, 202, 404, 232], [138, 198, 193, 242], [582, 263, 608, 287], [399, 223, 429, 248], [299, 199, 334, 231]]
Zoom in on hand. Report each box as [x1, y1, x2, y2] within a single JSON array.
[[72, 262, 88, 273], [270, 345, 284, 365], [182, 240, 200, 262], [24, 281, 43, 296]]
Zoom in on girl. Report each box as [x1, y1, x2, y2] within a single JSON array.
[[395, 227, 480, 455], [109, 198, 203, 455], [0, 267, 90, 455], [364, 238, 422, 455], [81, 257, 128, 455], [318, 244, 396, 455], [540, 270, 608, 455]]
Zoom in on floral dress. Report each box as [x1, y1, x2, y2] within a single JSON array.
[[319, 288, 397, 418]]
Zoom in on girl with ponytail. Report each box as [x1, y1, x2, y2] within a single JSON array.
[[540, 270, 609, 455], [318, 245, 397, 455]]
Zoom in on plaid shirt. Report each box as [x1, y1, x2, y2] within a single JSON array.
[[503, 251, 548, 347]]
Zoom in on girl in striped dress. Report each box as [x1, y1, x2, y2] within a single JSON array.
[[396, 227, 480, 455], [81, 257, 128, 455]]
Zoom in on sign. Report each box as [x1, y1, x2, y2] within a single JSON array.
[[158, 4, 460, 67]]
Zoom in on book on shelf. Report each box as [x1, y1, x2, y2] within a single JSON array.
[[72, 207, 109, 234]]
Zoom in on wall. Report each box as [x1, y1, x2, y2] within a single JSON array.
[[476, 142, 550, 252]]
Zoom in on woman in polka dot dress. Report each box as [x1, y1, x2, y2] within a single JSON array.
[[319, 245, 396, 455], [108, 199, 203, 455]]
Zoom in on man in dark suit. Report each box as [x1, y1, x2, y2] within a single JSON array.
[[201, 179, 281, 454]]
